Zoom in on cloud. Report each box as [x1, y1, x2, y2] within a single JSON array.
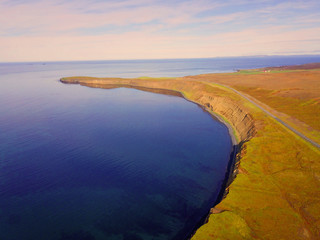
[[0, 0, 192, 36], [0, 0, 320, 61]]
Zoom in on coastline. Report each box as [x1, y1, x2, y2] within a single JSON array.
[[93, 84, 242, 240], [60, 69, 320, 239], [185, 143, 240, 240], [101, 85, 242, 240], [60, 77, 252, 239]]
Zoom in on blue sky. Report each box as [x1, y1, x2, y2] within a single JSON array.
[[1, 0, 320, 61]]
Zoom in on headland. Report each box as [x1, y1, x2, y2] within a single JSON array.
[[60, 62, 320, 239]]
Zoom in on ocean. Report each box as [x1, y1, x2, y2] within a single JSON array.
[[1, 55, 320, 78], [0, 55, 319, 240]]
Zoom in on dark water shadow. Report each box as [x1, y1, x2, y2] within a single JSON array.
[[173, 141, 244, 240]]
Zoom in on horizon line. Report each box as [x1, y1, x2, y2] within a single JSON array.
[[1, 53, 320, 64]]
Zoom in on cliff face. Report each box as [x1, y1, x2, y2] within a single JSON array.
[[196, 95, 255, 141]]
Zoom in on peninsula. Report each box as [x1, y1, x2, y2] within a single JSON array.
[[60, 63, 320, 240]]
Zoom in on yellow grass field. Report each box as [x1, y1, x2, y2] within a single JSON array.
[[183, 68, 320, 145]]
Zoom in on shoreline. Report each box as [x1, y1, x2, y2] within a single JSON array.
[[109, 86, 243, 240], [107, 85, 242, 240], [185, 143, 240, 240], [60, 78, 246, 240], [108, 85, 241, 240]]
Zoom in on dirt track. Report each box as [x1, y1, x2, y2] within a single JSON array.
[[217, 83, 320, 149]]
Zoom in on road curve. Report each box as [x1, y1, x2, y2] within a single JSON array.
[[214, 83, 320, 150]]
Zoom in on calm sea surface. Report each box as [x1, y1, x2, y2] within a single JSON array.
[[1, 56, 320, 240]]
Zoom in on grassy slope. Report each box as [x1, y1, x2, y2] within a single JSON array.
[[61, 75, 320, 240], [191, 95, 320, 240]]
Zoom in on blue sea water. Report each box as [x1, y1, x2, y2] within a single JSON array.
[[1, 55, 320, 78], [1, 55, 320, 240]]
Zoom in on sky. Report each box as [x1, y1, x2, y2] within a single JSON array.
[[1, 0, 320, 62]]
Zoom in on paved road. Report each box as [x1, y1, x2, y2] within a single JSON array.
[[214, 83, 320, 150]]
